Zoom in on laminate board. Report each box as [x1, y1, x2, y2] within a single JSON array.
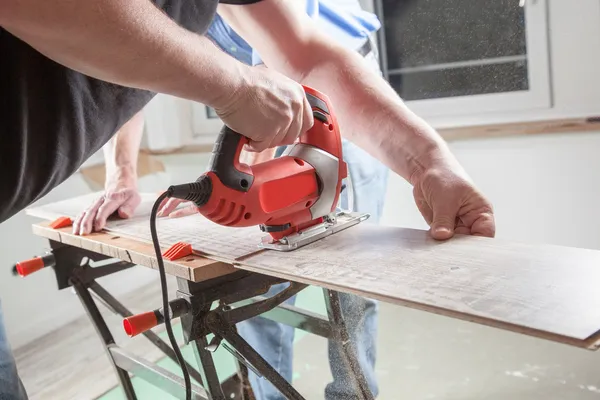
[[27, 192, 264, 262], [239, 224, 600, 348], [26, 193, 600, 349]]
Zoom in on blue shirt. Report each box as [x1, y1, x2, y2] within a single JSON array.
[[206, 0, 381, 66]]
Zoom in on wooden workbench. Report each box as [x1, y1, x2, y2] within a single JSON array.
[[26, 192, 600, 352], [30, 221, 236, 283]]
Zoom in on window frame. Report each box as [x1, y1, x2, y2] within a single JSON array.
[[373, 0, 552, 119]]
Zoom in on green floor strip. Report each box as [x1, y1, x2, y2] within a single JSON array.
[[98, 286, 326, 399]]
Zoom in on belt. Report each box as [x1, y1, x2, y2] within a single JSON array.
[[356, 38, 373, 57]]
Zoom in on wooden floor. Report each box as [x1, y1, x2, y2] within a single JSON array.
[[14, 275, 180, 400]]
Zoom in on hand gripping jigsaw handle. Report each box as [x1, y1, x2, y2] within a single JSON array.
[[208, 125, 254, 192], [210, 85, 333, 193]]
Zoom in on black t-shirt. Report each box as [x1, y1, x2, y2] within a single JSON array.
[[0, 0, 258, 224]]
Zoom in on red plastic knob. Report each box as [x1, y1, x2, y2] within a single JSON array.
[[15, 257, 45, 277], [123, 311, 158, 337]]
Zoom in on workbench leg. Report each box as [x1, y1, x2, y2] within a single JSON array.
[[323, 289, 374, 400], [209, 314, 305, 400], [71, 279, 137, 400], [192, 335, 227, 400], [87, 281, 207, 387], [188, 303, 226, 400], [227, 323, 253, 400]]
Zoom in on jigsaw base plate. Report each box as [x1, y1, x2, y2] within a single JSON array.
[[258, 211, 370, 252]]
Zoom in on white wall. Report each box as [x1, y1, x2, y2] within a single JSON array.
[[382, 130, 600, 251]]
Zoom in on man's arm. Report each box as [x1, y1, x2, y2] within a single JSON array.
[[0, 0, 312, 151], [103, 112, 145, 190], [218, 0, 495, 239], [218, 0, 452, 185], [1, 0, 241, 108], [73, 112, 144, 235]]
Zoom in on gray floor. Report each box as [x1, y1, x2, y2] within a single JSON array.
[[15, 277, 600, 399], [292, 305, 600, 399], [14, 272, 181, 400]]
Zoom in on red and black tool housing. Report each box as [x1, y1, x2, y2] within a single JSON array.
[[169, 86, 346, 241]]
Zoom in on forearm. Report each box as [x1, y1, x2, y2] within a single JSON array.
[[1, 0, 245, 109], [218, 2, 460, 184], [294, 45, 458, 184], [103, 112, 145, 189]]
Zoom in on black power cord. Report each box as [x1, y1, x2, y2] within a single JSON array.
[[149, 180, 213, 400], [150, 191, 192, 400]]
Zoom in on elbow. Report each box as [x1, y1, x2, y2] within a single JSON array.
[[284, 39, 344, 83]]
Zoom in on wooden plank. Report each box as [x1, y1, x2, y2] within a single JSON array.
[[31, 222, 236, 283], [26, 193, 600, 349], [238, 224, 600, 350]]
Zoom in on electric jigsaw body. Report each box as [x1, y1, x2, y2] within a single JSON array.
[[171, 86, 368, 251]]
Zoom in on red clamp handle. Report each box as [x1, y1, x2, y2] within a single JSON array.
[[123, 311, 160, 337], [122, 298, 190, 338], [15, 257, 45, 277], [14, 254, 55, 277]]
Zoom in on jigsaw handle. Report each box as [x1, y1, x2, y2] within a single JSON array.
[[304, 88, 330, 120], [207, 126, 254, 193], [209, 86, 335, 193], [299, 86, 342, 160]]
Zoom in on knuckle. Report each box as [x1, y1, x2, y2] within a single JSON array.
[[284, 109, 294, 124], [252, 142, 266, 152], [107, 192, 122, 201], [304, 118, 314, 131]]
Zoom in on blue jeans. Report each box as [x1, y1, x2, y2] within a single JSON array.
[[0, 300, 27, 400], [206, 13, 389, 400]]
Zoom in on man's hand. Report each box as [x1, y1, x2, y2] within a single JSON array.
[[216, 66, 313, 152], [157, 197, 198, 219], [412, 161, 495, 240], [73, 183, 141, 235], [73, 112, 144, 235]]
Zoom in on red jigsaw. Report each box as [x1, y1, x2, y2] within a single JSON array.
[[168, 85, 368, 250]]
